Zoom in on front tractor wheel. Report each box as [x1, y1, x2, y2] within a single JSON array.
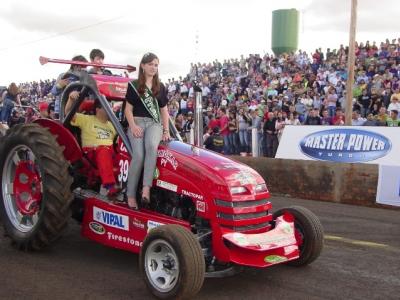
[[0, 124, 73, 250], [140, 225, 205, 299], [273, 206, 324, 267]]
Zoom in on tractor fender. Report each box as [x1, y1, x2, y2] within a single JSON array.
[[34, 118, 82, 163]]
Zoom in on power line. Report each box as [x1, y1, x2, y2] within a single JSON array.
[[0, 15, 123, 53]]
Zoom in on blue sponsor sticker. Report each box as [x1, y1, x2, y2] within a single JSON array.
[[93, 206, 129, 231], [299, 129, 391, 163]]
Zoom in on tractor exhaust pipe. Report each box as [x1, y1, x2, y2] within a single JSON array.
[[193, 83, 203, 148]]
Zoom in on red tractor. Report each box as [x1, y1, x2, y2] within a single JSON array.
[[0, 58, 323, 299]]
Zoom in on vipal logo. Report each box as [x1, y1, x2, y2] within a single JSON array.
[[299, 129, 391, 163], [93, 206, 129, 231]]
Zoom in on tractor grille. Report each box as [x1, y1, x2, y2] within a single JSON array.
[[215, 198, 268, 208], [217, 211, 268, 221], [221, 222, 271, 232], [215, 198, 271, 232]]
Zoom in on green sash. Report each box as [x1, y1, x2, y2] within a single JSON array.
[[129, 80, 160, 123]]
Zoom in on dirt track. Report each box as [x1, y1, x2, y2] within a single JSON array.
[[1, 196, 399, 300]]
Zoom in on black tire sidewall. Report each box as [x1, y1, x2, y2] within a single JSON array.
[[140, 225, 204, 299], [273, 206, 323, 266], [0, 124, 72, 249], [0, 130, 47, 242], [140, 230, 186, 299]]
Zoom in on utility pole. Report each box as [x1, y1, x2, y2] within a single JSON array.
[[345, 0, 357, 125]]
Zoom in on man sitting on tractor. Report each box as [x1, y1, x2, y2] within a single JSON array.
[[65, 92, 119, 196], [51, 55, 88, 118]]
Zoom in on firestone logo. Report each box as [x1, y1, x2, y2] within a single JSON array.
[[300, 129, 391, 163], [107, 232, 142, 247]]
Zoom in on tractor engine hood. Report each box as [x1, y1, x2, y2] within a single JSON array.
[[157, 141, 268, 199]]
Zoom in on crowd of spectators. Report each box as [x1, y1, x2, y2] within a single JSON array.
[[1, 37, 399, 157], [18, 79, 55, 104], [165, 37, 400, 156], [0, 79, 56, 128]]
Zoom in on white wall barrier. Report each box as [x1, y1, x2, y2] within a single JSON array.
[[376, 165, 400, 207]]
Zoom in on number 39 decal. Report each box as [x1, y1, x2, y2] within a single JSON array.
[[119, 142, 127, 153], [118, 160, 129, 183]]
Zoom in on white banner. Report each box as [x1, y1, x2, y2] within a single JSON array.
[[376, 164, 400, 207], [276, 126, 400, 165]]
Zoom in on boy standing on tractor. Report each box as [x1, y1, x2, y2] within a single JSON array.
[[65, 93, 119, 196], [89, 49, 112, 75]]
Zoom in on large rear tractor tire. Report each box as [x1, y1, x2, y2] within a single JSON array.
[[0, 123, 73, 250], [140, 224, 205, 299], [273, 206, 324, 267]]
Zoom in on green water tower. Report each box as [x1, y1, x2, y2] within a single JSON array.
[[271, 9, 299, 56]]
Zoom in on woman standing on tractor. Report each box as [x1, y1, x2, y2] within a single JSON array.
[[125, 53, 170, 210]]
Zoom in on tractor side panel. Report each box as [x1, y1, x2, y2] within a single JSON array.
[[154, 146, 215, 219], [81, 198, 191, 253]]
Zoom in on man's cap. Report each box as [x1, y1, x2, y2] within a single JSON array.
[[38, 102, 49, 111]]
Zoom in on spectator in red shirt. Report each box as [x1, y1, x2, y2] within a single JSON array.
[[38, 101, 49, 118], [217, 107, 230, 154], [208, 113, 219, 131], [332, 108, 345, 125]]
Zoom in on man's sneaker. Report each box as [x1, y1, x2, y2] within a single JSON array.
[[99, 186, 108, 196], [107, 186, 121, 197]]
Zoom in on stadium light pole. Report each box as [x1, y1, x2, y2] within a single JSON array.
[[345, 0, 358, 125]]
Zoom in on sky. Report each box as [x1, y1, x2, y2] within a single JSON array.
[[0, 0, 399, 86]]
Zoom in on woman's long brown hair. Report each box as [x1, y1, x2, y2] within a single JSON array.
[[137, 52, 160, 96], [8, 83, 19, 96]]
